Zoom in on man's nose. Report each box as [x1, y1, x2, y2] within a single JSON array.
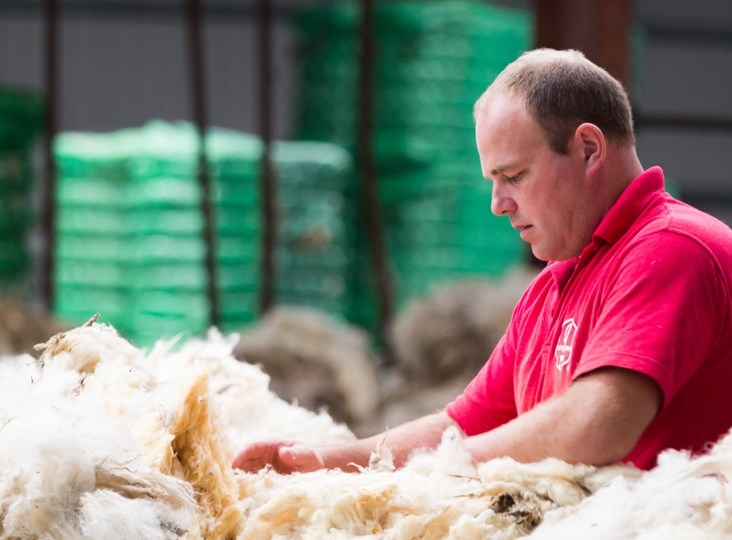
[[491, 183, 517, 216]]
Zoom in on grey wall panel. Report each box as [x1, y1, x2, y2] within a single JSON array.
[[0, 12, 297, 137], [0, 17, 44, 90], [61, 17, 190, 131], [637, 0, 732, 31], [206, 19, 297, 138], [635, 41, 732, 119], [637, 129, 732, 196]]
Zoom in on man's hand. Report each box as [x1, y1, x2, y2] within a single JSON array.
[[232, 441, 325, 474], [232, 412, 457, 474]]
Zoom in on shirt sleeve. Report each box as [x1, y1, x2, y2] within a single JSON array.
[[446, 332, 519, 436], [574, 230, 728, 409]]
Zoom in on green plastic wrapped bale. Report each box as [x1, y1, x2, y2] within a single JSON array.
[[295, 0, 532, 166], [0, 88, 44, 285], [292, 0, 531, 340], [271, 140, 357, 319], [0, 88, 44, 150], [53, 121, 265, 344]]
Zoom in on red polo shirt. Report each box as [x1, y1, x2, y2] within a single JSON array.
[[447, 167, 732, 469]]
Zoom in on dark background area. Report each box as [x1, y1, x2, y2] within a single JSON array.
[[2, 0, 731, 221]]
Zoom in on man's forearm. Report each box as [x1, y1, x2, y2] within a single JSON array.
[[462, 368, 660, 466], [320, 411, 458, 471]]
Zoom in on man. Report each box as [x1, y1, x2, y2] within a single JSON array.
[[233, 48, 732, 474]]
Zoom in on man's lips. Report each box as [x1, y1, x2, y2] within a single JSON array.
[[514, 224, 532, 239]]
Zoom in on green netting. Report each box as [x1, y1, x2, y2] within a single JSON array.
[[0, 88, 44, 150], [295, 0, 531, 168], [293, 0, 531, 335], [271, 140, 356, 316], [0, 240, 29, 275], [0, 88, 44, 291], [0, 151, 36, 195]]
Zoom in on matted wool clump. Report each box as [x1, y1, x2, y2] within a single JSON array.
[[1, 319, 732, 539], [233, 306, 381, 428]]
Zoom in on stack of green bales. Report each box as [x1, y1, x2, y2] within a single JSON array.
[[294, 1, 531, 327], [54, 121, 263, 345], [55, 131, 131, 334], [0, 89, 44, 291], [124, 122, 263, 345], [272, 141, 356, 318], [54, 121, 356, 345]]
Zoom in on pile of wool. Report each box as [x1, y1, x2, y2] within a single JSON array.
[[0, 317, 354, 539], [375, 266, 538, 429], [534, 430, 732, 539], [4, 319, 732, 539], [232, 306, 381, 429], [390, 266, 538, 383], [236, 428, 629, 539]]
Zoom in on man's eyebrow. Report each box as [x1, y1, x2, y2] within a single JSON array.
[[490, 164, 512, 176]]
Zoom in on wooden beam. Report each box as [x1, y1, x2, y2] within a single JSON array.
[[536, 0, 634, 91]]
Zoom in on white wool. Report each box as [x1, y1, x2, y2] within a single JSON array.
[[233, 307, 381, 426], [78, 489, 196, 540], [533, 434, 732, 539], [0, 381, 198, 539], [166, 328, 356, 448], [0, 353, 39, 386], [0, 408, 95, 538], [6, 320, 732, 539], [235, 430, 582, 539], [1, 321, 358, 537], [402, 426, 476, 478]]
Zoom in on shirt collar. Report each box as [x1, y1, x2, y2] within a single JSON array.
[[593, 166, 665, 245], [547, 166, 665, 289]]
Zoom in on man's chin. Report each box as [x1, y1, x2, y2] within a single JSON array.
[[529, 245, 551, 263]]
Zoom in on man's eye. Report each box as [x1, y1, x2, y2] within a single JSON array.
[[505, 173, 522, 183]]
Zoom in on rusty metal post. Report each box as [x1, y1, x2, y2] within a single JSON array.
[[357, 0, 395, 362], [185, 0, 220, 328], [257, 0, 277, 314], [41, 0, 59, 310]]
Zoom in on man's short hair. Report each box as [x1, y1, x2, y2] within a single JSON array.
[[476, 48, 635, 154]]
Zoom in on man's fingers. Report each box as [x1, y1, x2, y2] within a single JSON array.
[[231, 441, 292, 472], [230, 441, 326, 474]]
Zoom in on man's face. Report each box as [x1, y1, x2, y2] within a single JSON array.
[[475, 92, 593, 262]]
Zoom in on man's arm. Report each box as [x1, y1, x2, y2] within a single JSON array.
[[232, 411, 456, 474], [462, 366, 662, 466], [233, 366, 661, 473]]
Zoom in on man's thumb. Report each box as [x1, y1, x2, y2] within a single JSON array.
[[279, 446, 323, 471], [278, 446, 302, 463]]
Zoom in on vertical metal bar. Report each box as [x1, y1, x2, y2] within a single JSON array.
[[357, 0, 394, 363], [41, 0, 59, 310], [185, 0, 220, 328], [257, 0, 276, 314]]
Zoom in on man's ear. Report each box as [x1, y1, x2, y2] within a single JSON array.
[[574, 123, 606, 176]]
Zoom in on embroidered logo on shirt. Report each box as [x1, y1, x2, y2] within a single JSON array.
[[555, 318, 578, 372]]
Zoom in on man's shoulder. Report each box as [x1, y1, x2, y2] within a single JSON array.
[[629, 195, 732, 257]]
